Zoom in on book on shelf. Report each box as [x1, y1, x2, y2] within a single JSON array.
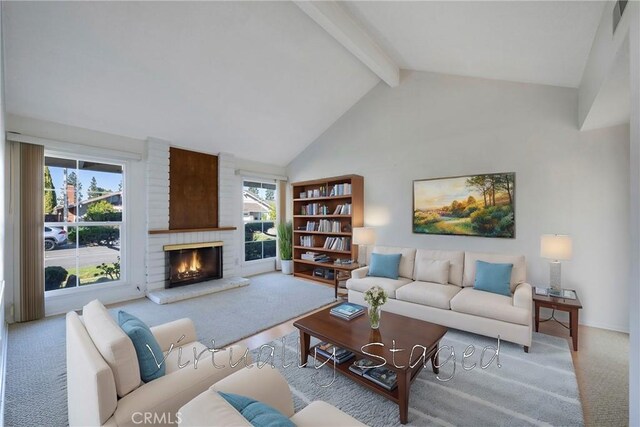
[[323, 237, 351, 251], [363, 367, 398, 391], [333, 203, 352, 215], [299, 235, 316, 247], [301, 203, 329, 216], [302, 251, 331, 263], [348, 358, 380, 376], [329, 183, 352, 197], [330, 302, 366, 320], [315, 342, 354, 364], [317, 219, 342, 233]]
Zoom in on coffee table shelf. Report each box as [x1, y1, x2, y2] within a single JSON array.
[[309, 349, 401, 402]]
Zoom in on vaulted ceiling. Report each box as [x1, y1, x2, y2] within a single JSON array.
[[3, 1, 608, 166]]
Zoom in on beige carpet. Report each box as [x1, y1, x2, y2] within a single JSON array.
[[572, 326, 629, 427]]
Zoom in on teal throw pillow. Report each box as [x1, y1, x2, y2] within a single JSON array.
[[368, 253, 402, 279], [118, 311, 165, 382], [219, 392, 295, 427], [473, 260, 513, 296]]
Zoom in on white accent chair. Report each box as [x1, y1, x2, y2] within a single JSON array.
[[179, 363, 366, 426], [66, 300, 249, 426]]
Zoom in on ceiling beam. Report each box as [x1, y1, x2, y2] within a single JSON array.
[[294, 1, 400, 87]]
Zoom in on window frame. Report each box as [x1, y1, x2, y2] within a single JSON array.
[[242, 178, 278, 264], [43, 151, 127, 295]]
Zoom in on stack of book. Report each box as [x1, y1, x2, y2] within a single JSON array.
[[349, 359, 397, 391], [315, 342, 354, 364], [301, 252, 331, 263], [330, 302, 366, 320]]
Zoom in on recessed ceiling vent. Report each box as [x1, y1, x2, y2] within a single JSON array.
[[613, 0, 628, 34]]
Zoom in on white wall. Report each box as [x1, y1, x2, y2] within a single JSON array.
[[628, 3, 639, 424], [579, 1, 631, 130], [288, 70, 630, 332]]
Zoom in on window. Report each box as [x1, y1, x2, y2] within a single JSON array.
[[243, 180, 277, 262], [44, 155, 124, 291]]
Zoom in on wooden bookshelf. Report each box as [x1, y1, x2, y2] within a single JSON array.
[[291, 174, 364, 285]]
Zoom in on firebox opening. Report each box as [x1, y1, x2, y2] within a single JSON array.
[[165, 243, 223, 288]]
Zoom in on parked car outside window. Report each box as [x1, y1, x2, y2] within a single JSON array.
[[44, 226, 68, 251]]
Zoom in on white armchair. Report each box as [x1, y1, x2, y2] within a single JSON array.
[[66, 300, 249, 427], [179, 364, 365, 426]]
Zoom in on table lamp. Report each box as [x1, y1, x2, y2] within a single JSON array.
[[352, 227, 376, 264], [540, 234, 572, 291]]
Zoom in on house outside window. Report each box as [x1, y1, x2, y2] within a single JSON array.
[[44, 155, 124, 292], [243, 180, 276, 262]]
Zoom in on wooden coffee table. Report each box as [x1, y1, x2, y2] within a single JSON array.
[[294, 305, 448, 424]]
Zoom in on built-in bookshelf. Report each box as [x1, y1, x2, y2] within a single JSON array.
[[291, 175, 364, 284]]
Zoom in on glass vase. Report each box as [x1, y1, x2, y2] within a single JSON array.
[[368, 305, 381, 329]]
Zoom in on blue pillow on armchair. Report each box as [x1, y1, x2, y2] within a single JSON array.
[[473, 260, 513, 296], [368, 253, 402, 279], [118, 311, 165, 382], [219, 392, 295, 427]]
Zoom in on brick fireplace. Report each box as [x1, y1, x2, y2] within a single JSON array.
[[163, 242, 223, 288]]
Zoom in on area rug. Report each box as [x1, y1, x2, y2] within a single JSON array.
[[4, 272, 335, 427], [249, 330, 584, 426]]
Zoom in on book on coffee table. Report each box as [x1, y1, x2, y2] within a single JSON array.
[[330, 302, 366, 320], [363, 367, 398, 391], [348, 358, 379, 376], [315, 342, 355, 364]]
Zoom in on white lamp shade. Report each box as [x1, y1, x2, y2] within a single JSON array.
[[352, 227, 376, 246], [540, 234, 572, 260]]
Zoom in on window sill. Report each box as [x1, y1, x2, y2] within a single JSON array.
[[45, 279, 129, 298]]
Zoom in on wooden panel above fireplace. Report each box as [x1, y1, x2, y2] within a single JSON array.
[[169, 147, 218, 230]]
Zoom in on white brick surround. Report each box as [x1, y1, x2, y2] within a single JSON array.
[[145, 138, 241, 292]]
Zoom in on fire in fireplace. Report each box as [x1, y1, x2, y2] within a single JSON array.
[[164, 242, 223, 288]]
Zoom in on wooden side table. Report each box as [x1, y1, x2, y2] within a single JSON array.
[[533, 290, 583, 351], [331, 262, 361, 299]]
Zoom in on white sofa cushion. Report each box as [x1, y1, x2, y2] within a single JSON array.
[[414, 259, 450, 285], [179, 389, 251, 427], [114, 342, 249, 427], [370, 246, 416, 279], [450, 288, 529, 326], [346, 276, 412, 299], [82, 299, 141, 398], [463, 252, 526, 292], [291, 401, 367, 426], [413, 249, 465, 286], [396, 281, 461, 310]]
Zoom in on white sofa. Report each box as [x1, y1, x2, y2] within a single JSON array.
[[66, 300, 249, 426], [347, 246, 533, 351], [179, 363, 366, 426]]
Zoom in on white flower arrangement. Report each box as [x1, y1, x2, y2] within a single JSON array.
[[364, 285, 388, 308]]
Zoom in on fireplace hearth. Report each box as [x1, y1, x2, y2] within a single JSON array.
[[163, 242, 223, 288]]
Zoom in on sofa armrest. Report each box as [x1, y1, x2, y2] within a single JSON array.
[[351, 266, 369, 279], [513, 282, 532, 311], [151, 318, 198, 353], [212, 364, 294, 418]]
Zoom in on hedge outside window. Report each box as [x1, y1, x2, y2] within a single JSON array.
[[44, 156, 124, 291], [243, 180, 277, 262]]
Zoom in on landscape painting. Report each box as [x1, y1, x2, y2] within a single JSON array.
[[413, 173, 515, 238]]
